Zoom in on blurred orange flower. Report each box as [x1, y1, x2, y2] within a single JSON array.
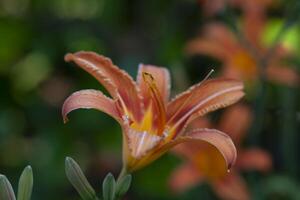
[[62, 51, 245, 173], [170, 104, 272, 200], [187, 2, 299, 87]]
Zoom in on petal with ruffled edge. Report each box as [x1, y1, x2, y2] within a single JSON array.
[[166, 79, 244, 136], [65, 51, 143, 121], [62, 89, 121, 123], [174, 141, 230, 180], [137, 64, 171, 105], [131, 128, 237, 172]]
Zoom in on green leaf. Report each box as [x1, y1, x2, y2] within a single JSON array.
[[102, 173, 116, 200], [0, 174, 16, 200], [115, 174, 131, 198], [17, 166, 33, 200], [65, 157, 98, 200]]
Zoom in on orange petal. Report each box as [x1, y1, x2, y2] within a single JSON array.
[[173, 140, 230, 180], [266, 64, 300, 87], [125, 126, 163, 159], [137, 64, 171, 105], [203, 24, 239, 50], [138, 71, 167, 134], [241, 0, 267, 46], [62, 89, 121, 123], [218, 104, 252, 145], [185, 38, 232, 61], [65, 51, 143, 121], [237, 148, 272, 172], [162, 128, 237, 170], [212, 172, 250, 200], [185, 24, 239, 60], [169, 163, 203, 193], [186, 117, 212, 132], [129, 128, 237, 172], [167, 79, 244, 135]]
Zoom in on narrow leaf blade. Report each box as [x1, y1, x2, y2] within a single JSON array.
[[0, 175, 16, 200], [17, 166, 33, 200], [65, 157, 98, 200], [116, 174, 132, 198], [102, 173, 116, 200]]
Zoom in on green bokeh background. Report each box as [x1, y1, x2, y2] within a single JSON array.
[[0, 0, 300, 199]]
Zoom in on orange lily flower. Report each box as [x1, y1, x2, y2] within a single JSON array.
[[62, 51, 244, 173], [186, 5, 299, 87], [170, 104, 272, 200]]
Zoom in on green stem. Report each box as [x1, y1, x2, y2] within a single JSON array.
[[116, 167, 127, 183]]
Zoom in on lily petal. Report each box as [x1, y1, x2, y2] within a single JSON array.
[[162, 128, 237, 170], [218, 104, 252, 145], [169, 163, 203, 193], [137, 64, 171, 105], [212, 172, 250, 200], [266, 64, 300, 87], [173, 139, 230, 180], [167, 79, 244, 134], [62, 89, 120, 123], [185, 38, 232, 61], [65, 51, 143, 121], [137, 70, 167, 133], [185, 24, 239, 60], [241, 0, 268, 47], [186, 117, 212, 132], [129, 128, 237, 172], [236, 148, 272, 172]]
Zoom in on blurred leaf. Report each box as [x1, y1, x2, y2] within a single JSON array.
[[0, 20, 31, 74], [0, 174, 16, 200], [115, 174, 131, 198], [0, 0, 29, 17], [51, 0, 102, 19], [11, 51, 52, 93], [64, 29, 106, 53], [17, 166, 33, 200], [262, 19, 300, 51], [102, 173, 116, 200], [65, 157, 98, 200], [263, 175, 299, 199]]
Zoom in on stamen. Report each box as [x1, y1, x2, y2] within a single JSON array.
[[142, 72, 166, 135], [203, 69, 215, 81], [117, 93, 130, 115]]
